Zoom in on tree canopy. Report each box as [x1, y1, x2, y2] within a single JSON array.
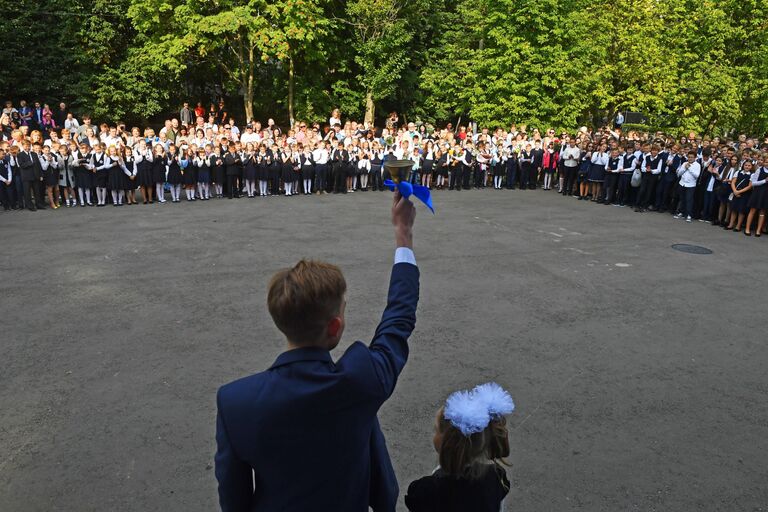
[[2, 0, 766, 135]]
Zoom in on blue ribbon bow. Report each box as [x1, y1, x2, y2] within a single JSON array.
[[383, 180, 435, 213]]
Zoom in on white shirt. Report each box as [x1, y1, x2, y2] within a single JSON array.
[[677, 161, 701, 187], [312, 148, 329, 164], [562, 146, 580, 167]]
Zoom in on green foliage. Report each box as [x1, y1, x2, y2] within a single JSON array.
[[3, 0, 768, 135]]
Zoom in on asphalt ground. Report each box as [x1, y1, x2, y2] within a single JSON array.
[[1, 188, 766, 511]]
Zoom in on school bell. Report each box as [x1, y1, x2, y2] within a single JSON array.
[[383, 159, 413, 184]]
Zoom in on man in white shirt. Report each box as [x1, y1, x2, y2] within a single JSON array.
[[674, 150, 701, 222]]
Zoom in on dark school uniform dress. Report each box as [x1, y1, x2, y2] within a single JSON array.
[[256, 153, 270, 181], [588, 152, 608, 183], [42, 156, 58, 187], [93, 153, 109, 188], [181, 157, 195, 185], [212, 154, 225, 185], [152, 155, 167, 184], [243, 153, 258, 181], [137, 152, 154, 188], [196, 157, 211, 184], [577, 151, 591, 181], [107, 156, 124, 190], [730, 170, 752, 214], [404, 465, 510, 512], [300, 154, 314, 181], [422, 153, 435, 177], [747, 167, 768, 210], [74, 151, 93, 189], [166, 155, 183, 185], [281, 152, 294, 183], [436, 153, 448, 178], [122, 156, 136, 190]]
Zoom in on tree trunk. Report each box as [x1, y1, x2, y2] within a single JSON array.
[[288, 56, 295, 128], [244, 47, 255, 123], [364, 89, 375, 126]]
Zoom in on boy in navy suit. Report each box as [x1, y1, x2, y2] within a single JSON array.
[[215, 191, 419, 512]]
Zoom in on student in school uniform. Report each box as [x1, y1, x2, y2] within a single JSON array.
[[165, 144, 184, 202], [194, 147, 212, 200], [224, 144, 243, 199], [421, 141, 435, 190], [404, 383, 513, 512], [215, 193, 418, 512], [448, 143, 463, 191], [673, 150, 701, 222], [256, 144, 270, 197], [700, 156, 723, 223], [135, 139, 154, 204], [370, 142, 385, 192], [635, 144, 662, 212], [716, 155, 739, 227], [744, 155, 767, 236], [55, 145, 76, 207], [91, 143, 110, 206], [151, 144, 168, 203], [357, 148, 371, 191], [530, 140, 544, 189], [122, 145, 139, 205], [519, 143, 533, 190], [725, 160, 754, 232], [40, 145, 60, 209], [312, 141, 329, 194], [269, 143, 282, 196], [211, 146, 225, 198], [461, 142, 475, 190], [242, 143, 258, 198], [603, 147, 623, 205], [72, 143, 93, 207], [281, 147, 296, 196], [182, 147, 197, 201], [656, 144, 682, 213], [299, 144, 314, 195], [577, 143, 592, 200], [587, 142, 609, 203]]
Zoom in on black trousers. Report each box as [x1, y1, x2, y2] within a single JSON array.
[[462, 165, 472, 189], [616, 174, 632, 205], [506, 161, 518, 189], [449, 166, 463, 190], [227, 175, 240, 198], [604, 173, 619, 203], [370, 165, 383, 191], [563, 166, 578, 195], [1, 182, 16, 209], [637, 173, 657, 208], [314, 164, 327, 192], [22, 179, 42, 210], [334, 165, 347, 193]]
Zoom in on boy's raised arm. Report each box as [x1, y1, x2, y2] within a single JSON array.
[[368, 192, 419, 399]]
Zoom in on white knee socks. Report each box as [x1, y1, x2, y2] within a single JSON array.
[[156, 183, 165, 202], [304, 179, 311, 194]]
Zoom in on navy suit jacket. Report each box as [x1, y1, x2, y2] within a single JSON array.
[[215, 262, 419, 512]]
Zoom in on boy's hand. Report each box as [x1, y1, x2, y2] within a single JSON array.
[[392, 190, 415, 249]]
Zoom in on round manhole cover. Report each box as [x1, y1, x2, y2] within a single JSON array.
[[671, 244, 713, 255]]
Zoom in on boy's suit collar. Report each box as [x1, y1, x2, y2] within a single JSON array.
[[270, 347, 333, 369]]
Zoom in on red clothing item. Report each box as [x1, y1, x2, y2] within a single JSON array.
[[543, 150, 558, 170], [194, 106, 205, 118]]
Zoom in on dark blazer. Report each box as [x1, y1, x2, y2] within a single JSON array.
[[215, 262, 420, 512], [16, 150, 42, 182], [224, 152, 242, 176]]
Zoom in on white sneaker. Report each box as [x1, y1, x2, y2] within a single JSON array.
[[673, 214, 682, 219], [686, 216, 692, 222]]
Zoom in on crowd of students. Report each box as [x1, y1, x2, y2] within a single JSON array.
[[2, 100, 767, 236]]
